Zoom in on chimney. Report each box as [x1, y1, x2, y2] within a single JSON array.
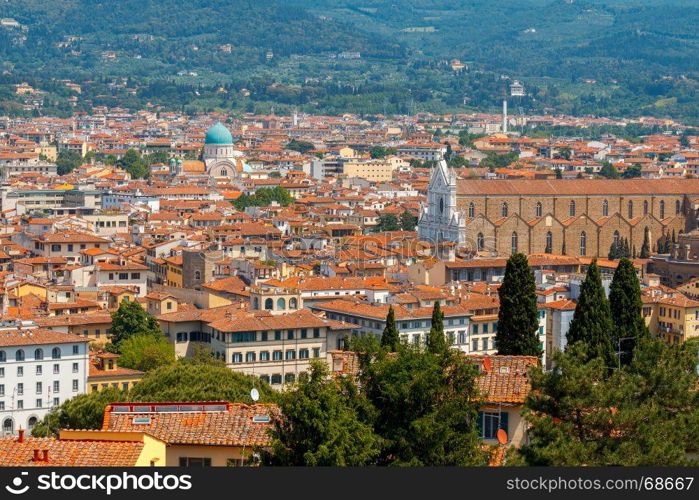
[[17, 429, 24, 443], [42, 450, 49, 462], [33, 449, 41, 462]]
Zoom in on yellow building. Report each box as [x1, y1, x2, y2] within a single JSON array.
[[87, 352, 144, 392], [165, 254, 184, 288], [0, 430, 168, 467], [642, 291, 699, 343]]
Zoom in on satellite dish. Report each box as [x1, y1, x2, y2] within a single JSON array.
[[496, 428, 508, 445], [250, 388, 260, 402]]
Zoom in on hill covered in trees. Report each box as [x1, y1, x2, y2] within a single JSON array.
[[1, 0, 697, 122]]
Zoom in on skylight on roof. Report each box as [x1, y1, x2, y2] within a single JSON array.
[[133, 417, 151, 424]]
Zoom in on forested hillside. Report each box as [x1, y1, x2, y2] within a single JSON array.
[[0, 0, 697, 122]]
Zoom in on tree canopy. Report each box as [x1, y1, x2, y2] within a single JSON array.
[[109, 300, 162, 348]]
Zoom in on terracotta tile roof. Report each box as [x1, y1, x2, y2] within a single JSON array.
[[0, 436, 144, 466], [469, 355, 538, 404], [456, 178, 699, 196], [102, 402, 278, 446], [0, 328, 87, 347]]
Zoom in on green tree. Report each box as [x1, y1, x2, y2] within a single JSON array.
[[519, 340, 699, 465], [56, 150, 83, 175], [109, 300, 162, 348], [370, 145, 387, 159], [32, 387, 124, 437], [608, 241, 619, 260], [426, 301, 446, 353], [118, 334, 176, 372], [399, 210, 418, 231], [381, 305, 400, 351], [359, 344, 487, 466], [264, 362, 379, 466], [566, 259, 615, 367], [621, 163, 642, 179], [640, 227, 651, 258], [129, 362, 274, 403], [286, 139, 315, 154], [496, 253, 541, 357], [598, 162, 619, 179], [377, 213, 399, 232], [609, 258, 649, 366], [117, 149, 149, 179]]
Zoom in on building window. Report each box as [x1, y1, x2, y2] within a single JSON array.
[[260, 351, 270, 361], [676, 200, 681, 215], [72, 345, 79, 355], [53, 364, 59, 374], [479, 411, 509, 440], [569, 200, 576, 217], [284, 373, 296, 384], [501, 202, 508, 218], [545, 231, 553, 252], [245, 352, 256, 362], [511, 232, 518, 255], [277, 298, 286, 310], [643, 200, 648, 215], [264, 298, 273, 310], [613, 230, 620, 247], [628, 200, 633, 219], [477, 233, 484, 251], [313, 328, 320, 338], [289, 297, 298, 309], [580, 231, 587, 256], [179, 457, 212, 467], [468, 203, 475, 218], [36, 382, 42, 394], [285, 350, 296, 360], [299, 349, 309, 359], [0, 350, 4, 362], [15, 349, 24, 362], [53, 381, 60, 392], [602, 199, 608, 217], [17, 366, 23, 377], [271, 374, 282, 385], [535, 202, 542, 218], [660, 200, 665, 219], [35, 365, 41, 375], [273, 351, 282, 361], [472, 339, 478, 352], [72, 379, 79, 392], [312, 347, 320, 358], [52, 347, 61, 359], [34, 349, 43, 360], [232, 353, 243, 363]]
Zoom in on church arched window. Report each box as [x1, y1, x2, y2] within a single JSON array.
[[477, 233, 484, 251], [660, 200, 665, 219], [546, 231, 553, 253], [535, 202, 542, 218], [580, 231, 587, 256], [501, 202, 508, 218], [221, 168, 227, 177], [628, 200, 633, 219], [602, 199, 608, 217], [511, 232, 518, 255], [569, 200, 576, 217], [613, 230, 620, 247], [676, 200, 681, 215], [468, 203, 475, 218], [643, 200, 648, 216]]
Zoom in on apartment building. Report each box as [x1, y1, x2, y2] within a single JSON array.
[[0, 324, 89, 435]]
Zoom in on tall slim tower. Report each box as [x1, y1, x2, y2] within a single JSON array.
[[502, 100, 508, 134]]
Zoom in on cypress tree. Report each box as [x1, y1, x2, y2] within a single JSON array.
[[640, 228, 651, 258], [426, 301, 447, 353], [609, 258, 649, 366], [381, 306, 400, 351], [567, 259, 615, 367], [608, 242, 618, 260], [496, 253, 542, 357]]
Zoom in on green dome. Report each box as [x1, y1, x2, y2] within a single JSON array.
[[205, 122, 233, 145]]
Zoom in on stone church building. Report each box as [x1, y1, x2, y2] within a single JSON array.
[[419, 160, 699, 258]]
